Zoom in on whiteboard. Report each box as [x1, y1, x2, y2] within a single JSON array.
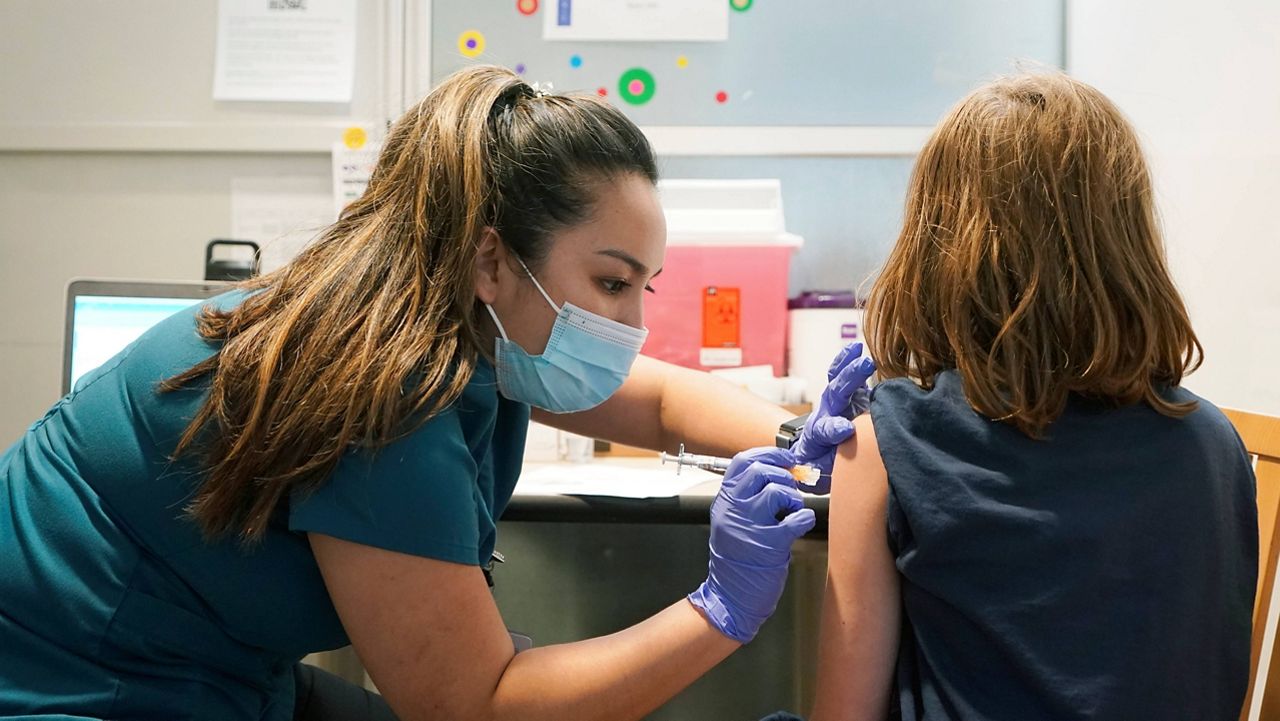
[[429, 0, 1066, 126]]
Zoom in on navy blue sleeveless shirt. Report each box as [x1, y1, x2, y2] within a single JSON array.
[[870, 371, 1256, 720]]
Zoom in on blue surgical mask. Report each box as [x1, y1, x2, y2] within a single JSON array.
[[485, 257, 648, 413]]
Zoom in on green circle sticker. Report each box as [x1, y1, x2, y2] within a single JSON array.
[[618, 67, 656, 105], [730, 0, 753, 11]]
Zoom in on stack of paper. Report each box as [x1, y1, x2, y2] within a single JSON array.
[[515, 462, 719, 499]]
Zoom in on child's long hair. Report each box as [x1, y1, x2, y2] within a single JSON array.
[[866, 72, 1202, 437]]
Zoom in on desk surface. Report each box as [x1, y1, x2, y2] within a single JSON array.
[[505, 457, 831, 534]]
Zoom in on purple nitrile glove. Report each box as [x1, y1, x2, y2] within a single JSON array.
[[688, 447, 816, 644], [789, 341, 876, 495]]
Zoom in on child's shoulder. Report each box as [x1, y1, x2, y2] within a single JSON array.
[[869, 371, 967, 415]]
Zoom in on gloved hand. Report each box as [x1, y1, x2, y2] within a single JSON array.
[[789, 341, 876, 494], [688, 447, 816, 644]]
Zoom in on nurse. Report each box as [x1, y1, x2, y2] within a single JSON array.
[[0, 65, 873, 721]]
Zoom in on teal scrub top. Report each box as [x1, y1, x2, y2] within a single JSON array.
[[0, 292, 530, 720]]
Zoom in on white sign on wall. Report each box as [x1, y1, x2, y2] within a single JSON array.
[[542, 0, 728, 42], [213, 0, 357, 103]]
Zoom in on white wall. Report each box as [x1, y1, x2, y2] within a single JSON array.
[[0, 0, 377, 443], [0, 152, 330, 442], [1069, 0, 1280, 415]]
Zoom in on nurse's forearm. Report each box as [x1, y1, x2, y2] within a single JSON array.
[[537, 355, 791, 456], [651, 361, 792, 456], [489, 599, 738, 721]]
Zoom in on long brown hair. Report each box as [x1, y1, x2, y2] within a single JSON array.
[[163, 65, 657, 542], [866, 72, 1202, 437]]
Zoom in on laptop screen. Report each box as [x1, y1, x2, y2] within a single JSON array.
[[63, 280, 225, 394]]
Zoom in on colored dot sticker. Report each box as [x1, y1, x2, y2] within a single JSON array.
[[342, 126, 367, 149], [517, 0, 538, 16], [458, 30, 486, 58], [515, 62, 526, 74], [618, 67, 656, 105], [730, 0, 753, 11], [676, 55, 689, 69], [569, 54, 583, 68], [597, 87, 608, 97], [715, 91, 728, 104]]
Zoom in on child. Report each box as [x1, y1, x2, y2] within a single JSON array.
[[807, 72, 1256, 720]]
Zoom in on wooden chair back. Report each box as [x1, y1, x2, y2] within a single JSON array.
[[1225, 408, 1280, 721]]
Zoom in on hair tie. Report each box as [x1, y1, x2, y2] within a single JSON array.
[[529, 81, 554, 98]]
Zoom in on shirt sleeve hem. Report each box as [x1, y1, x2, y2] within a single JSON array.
[[290, 521, 482, 567]]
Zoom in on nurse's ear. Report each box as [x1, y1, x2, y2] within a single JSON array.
[[473, 227, 506, 305]]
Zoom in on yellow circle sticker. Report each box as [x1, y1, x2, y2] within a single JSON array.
[[676, 55, 689, 69], [458, 30, 486, 58], [342, 126, 367, 150]]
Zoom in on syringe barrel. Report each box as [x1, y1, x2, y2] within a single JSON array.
[[695, 457, 732, 474]]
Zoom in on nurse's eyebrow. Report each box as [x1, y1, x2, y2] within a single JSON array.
[[597, 248, 663, 278]]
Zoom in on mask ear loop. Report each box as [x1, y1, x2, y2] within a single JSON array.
[[515, 256, 561, 313], [484, 304, 510, 342], [484, 255, 556, 343]]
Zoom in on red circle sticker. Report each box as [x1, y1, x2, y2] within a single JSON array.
[[715, 91, 729, 104], [517, 0, 538, 16]]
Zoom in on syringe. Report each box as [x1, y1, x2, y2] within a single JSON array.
[[660, 443, 823, 488], [659, 444, 732, 475]]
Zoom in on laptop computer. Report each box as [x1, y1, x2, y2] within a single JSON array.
[[62, 279, 227, 395]]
